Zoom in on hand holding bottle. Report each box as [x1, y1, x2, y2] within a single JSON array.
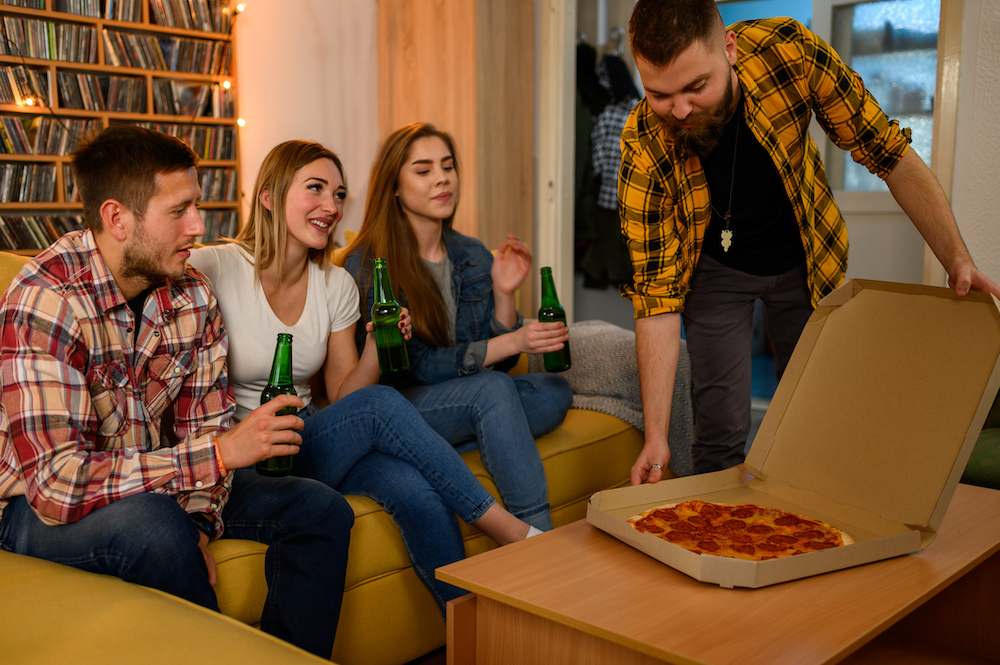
[[372, 258, 410, 376], [215, 393, 305, 471], [364, 306, 412, 341], [538, 267, 571, 371], [507, 320, 570, 355]]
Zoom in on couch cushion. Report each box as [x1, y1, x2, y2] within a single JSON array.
[[0, 550, 327, 664], [211, 494, 416, 625], [0, 251, 31, 292], [211, 496, 448, 665], [211, 538, 269, 625]]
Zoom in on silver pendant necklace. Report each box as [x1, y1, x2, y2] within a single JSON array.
[[711, 119, 740, 253]]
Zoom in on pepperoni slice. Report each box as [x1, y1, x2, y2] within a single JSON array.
[[721, 519, 746, 531], [774, 514, 801, 526], [732, 544, 756, 556], [651, 508, 680, 521], [793, 530, 824, 539], [697, 540, 721, 552], [768, 534, 799, 545], [731, 507, 756, 519], [746, 524, 774, 534], [700, 505, 722, 520], [758, 542, 790, 552], [664, 530, 697, 542], [803, 540, 837, 550], [671, 520, 697, 532], [634, 522, 664, 534]]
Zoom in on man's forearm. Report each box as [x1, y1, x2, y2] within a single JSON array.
[[884, 148, 971, 275], [635, 312, 682, 444]]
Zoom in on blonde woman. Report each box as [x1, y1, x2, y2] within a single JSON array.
[[189, 140, 539, 613]]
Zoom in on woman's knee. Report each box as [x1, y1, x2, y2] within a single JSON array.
[[466, 370, 521, 407], [516, 372, 573, 436], [536, 373, 573, 412]]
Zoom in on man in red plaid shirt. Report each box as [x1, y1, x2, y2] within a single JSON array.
[[0, 125, 352, 659]]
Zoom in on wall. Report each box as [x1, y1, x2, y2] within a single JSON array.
[[231, 1, 997, 286], [952, 0, 1000, 283], [234, 0, 378, 247]]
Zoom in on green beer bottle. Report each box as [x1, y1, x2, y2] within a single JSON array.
[[372, 258, 410, 376], [255, 333, 297, 476], [538, 266, 571, 372]]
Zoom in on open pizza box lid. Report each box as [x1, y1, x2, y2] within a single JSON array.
[[588, 279, 1000, 588]]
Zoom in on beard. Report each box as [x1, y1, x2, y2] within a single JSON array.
[[661, 76, 736, 157], [120, 217, 184, 283]]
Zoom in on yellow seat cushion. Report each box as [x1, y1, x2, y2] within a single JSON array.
[[0, 251, 31, 293], [0, 550, 328, 664]]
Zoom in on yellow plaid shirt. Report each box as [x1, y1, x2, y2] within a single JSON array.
[[619, 18, 912, 317]]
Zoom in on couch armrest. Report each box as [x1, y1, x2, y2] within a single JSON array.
[[0, 550, 329, 664]]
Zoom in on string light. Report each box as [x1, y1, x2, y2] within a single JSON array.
[[235, 3, 246, 13], [236, 118, 246, 127], [221, 80, 232, 90]]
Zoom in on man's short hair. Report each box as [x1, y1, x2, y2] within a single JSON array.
[[630, 0, 726, 67], [71, 125, 198, 232]]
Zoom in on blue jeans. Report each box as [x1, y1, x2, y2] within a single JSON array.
[[293, 384, 501, 613], [0, 470, 353, 659], [338, 452, 468, 612], [294, 385, 497, 525], [400, 370, 573, 530]]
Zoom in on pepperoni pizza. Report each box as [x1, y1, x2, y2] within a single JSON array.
[[628, 499, 853, 561]]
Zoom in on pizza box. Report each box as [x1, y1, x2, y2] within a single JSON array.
[[588, 279, 1000, 589]]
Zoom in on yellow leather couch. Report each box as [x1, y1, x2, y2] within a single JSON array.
[[0, 249, 664, 665]]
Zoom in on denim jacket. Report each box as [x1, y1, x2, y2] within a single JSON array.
[[342, 229, 523, 386]]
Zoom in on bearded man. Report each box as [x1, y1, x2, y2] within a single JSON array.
[[620, 0, 1000, 479]]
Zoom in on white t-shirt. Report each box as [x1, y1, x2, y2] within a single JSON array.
[[189, 244, 360, 421]]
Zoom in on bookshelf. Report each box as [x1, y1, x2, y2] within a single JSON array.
[[0, 0, 240, 251]]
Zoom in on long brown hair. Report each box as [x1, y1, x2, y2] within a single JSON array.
[[235, 140, 345, 284], [345, 123, 458, 347]]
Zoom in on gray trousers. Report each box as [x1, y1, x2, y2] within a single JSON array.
[[683, 254, 813, 473]]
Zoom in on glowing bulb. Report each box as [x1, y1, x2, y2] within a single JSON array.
[[236, 118, 246, 127], [235, 3, 246, 12], [222, 80, 232, 90], [23, 97, 35, 106]]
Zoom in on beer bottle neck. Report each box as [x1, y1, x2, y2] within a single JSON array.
[[373, 260, 398, 305], [540, 270, 561, 309], [268, 337, 294, 387]]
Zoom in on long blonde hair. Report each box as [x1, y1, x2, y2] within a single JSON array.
[[235, 140, 345, 283], [345, 123, 459, 347]]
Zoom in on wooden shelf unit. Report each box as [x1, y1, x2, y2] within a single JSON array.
[[0, 0, 240, 250]]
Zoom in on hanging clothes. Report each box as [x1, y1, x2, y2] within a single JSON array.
[[575, 42, 608, 267], [582, 54, 639, 288]]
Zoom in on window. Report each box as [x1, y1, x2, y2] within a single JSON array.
[[824, 0, 940, 191]]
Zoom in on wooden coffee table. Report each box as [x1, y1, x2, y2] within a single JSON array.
[[438, 483, 1000, 664]]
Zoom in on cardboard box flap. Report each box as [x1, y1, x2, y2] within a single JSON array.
[[745, 280, 1000, 534]]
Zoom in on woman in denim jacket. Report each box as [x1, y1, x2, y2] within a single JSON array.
[[343, 123, 573, 530]]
